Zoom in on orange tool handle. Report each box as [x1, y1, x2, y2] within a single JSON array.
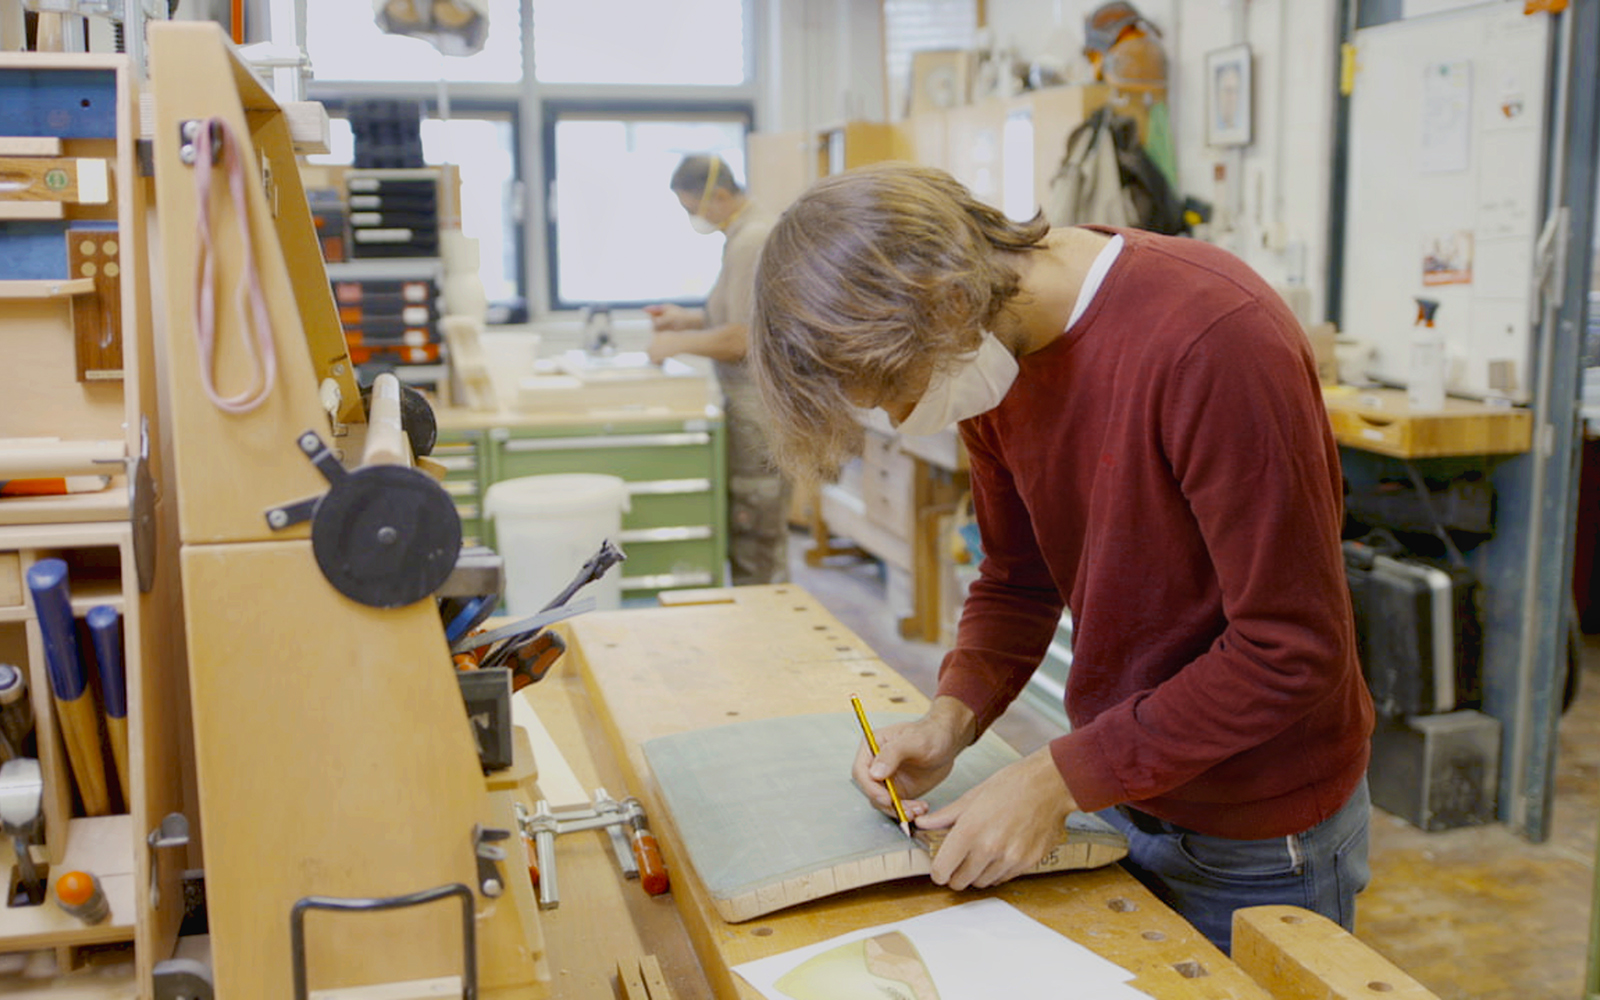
[[508, 631, 566, 692], [630, 827, 669, 896]]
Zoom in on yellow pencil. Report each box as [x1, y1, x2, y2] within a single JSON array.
[[850, 694, 912, 838]]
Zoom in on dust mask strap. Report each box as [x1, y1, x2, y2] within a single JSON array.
[[691, 158, 722, 234]]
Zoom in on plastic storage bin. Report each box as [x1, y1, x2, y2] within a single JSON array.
[[485, 474, 630, 612]]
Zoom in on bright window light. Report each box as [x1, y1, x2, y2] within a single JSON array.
[[532, 0, 746, 85], [550, 114, 747, 307]]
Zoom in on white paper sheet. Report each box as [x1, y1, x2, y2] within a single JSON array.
[[733, 898, 1152, 1000]]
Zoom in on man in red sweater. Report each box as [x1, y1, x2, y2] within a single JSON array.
[[748, 164, 1375, 953]]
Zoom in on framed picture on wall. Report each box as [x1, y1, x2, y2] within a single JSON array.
[[1206, 43, 1253, 147]]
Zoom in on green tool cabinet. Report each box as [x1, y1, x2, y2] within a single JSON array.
[[435, 412, 729, 603]]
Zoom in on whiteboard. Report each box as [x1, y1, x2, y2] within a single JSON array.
[[1341, 4, 1550, 401]]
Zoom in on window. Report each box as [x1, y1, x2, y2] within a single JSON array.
[[543, 107, 750, 309], [305, 0, 523, 84], [531, 0, 748, 86], [309, 109, 523, 308]]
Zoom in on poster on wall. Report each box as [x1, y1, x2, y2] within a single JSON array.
[[1423, 231, 1475, 285], [1420, 60, 1472, 173]]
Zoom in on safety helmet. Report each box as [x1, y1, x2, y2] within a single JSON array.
[[1102, 34, 1168, 92]]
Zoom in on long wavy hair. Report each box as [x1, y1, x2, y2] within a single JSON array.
[[749, 163, 1050, 483]]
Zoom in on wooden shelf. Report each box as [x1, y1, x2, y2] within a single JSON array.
[[0, 815, 137, 950], [1324, 386, 1533, 458], [0, 279, 94, 299]]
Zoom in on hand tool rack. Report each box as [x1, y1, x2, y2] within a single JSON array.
[[0, 47, 191, 984]]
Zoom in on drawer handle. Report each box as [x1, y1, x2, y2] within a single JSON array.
[[617, 526, 714, 544], [625, 478, 712, 496], [621, 570, 716, 590], [504, 432, 710, 452]]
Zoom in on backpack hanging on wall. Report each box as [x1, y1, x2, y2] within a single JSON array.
[[1046, 106, 1187, 236]]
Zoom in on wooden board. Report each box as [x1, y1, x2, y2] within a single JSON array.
[[1232, 905, 1439, 999], [567, 585, 1274, 1000], [147, 22, 360, 547], [0, 156, 109, 203], [179, 541, 540, 998], [641, 711, 1124, 922]]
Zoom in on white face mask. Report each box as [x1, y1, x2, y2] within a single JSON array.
[[892, 331, 1019, 437], [688, 212, 720, 235]]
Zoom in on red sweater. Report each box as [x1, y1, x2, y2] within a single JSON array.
[[940, 228, 1374, 839]]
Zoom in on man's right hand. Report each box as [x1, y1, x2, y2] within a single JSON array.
[[850, 696, 977, 821], [644, 303, 700, 331]]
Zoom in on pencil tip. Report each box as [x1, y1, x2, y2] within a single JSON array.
[[900, 819, 912, 838]]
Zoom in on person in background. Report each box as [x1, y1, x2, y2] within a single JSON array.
[[747, 163, 1374, 953], [645, 154, 790, 586]]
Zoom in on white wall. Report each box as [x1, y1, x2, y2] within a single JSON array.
[[765, 0, 1343, 322], [763, 0, 887, 131]]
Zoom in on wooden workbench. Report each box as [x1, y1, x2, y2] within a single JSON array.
[[1322, 386, 1532, 457], [560, 585, 1275, 1000]]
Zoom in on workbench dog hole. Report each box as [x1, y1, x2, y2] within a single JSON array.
[[889, 696, 907, 704], [1279, 914, 1304, 924], [1367, 982, 1395, 993], [752, 927, 774, 937], [1106, 897, 1138, 912], [1141, 930, 1165, 941], [1171, 961, 1208, 979]]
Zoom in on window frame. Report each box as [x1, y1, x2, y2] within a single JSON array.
[[305, 83, 530, 322], [537, 98, 756, 313]]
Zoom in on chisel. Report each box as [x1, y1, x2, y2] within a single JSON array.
[[85, 606, 129, 807], [24, 560, 110, 817]]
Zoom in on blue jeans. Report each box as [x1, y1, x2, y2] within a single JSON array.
[[1098, 778, 1370, 954]]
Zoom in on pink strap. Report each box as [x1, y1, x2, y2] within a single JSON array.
[[192, 117, 278, 414]]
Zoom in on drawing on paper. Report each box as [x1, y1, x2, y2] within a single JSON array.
[[774, 931, 941, 1000]]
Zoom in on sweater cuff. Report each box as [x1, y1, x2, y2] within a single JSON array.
[[1049, 729, 1126, 814]]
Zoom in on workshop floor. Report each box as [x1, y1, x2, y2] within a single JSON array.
[[786, 534, 1600, 1000]]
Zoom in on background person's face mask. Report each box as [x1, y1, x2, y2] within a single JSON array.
[[892, 332, 1019, 437]]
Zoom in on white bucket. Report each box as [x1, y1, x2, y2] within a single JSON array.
[[485, 474, 630, 613]]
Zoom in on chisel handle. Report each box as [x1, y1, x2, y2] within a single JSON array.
[[25, 560, 110, 817], [85, 606, 128, 807]]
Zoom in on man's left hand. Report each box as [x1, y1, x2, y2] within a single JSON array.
[[915, 747, 1077, 890]]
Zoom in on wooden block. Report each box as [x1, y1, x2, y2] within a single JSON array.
[[638, 955, 674, 1000], [1232, 905, 1439, 999], [67, 228, 124, 382], [483, 725, 537, 794], [616, 958, 650, 1000], [0, 201, 65, 220], [0, 137, 63, 157], [0, 157, 109, 203]]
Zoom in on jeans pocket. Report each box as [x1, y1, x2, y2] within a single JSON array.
[[1174, 832, 1303, 884]]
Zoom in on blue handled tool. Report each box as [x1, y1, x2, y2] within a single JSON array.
[[86, 606, 128, 807], [25, 560, 110, 817]]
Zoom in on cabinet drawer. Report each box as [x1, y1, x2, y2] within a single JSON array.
[[0, 552, 19, 609], [496, 432, 715, 484], [616, 538, 719, 591], [862, 444, 914, 537], [624, 490, 715, 532]]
